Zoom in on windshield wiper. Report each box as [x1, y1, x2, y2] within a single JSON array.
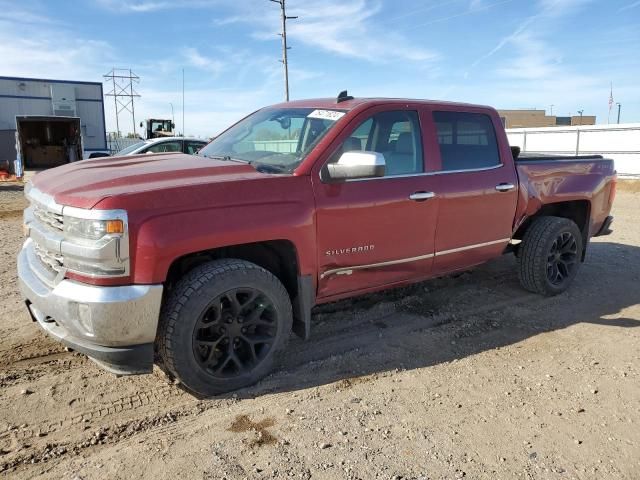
[[202, 154, 246, 163]]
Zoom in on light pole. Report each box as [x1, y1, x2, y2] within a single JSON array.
[[169, 103, 175, 128], [182, 69, 185, 137], [577, 109, 583, 126], [616, 103, 622, 124], [550, 104, 554, 116]]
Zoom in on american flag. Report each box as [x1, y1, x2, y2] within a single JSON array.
[[608, 83, 614, 111]]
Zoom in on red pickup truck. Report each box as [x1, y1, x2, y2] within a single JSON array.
[[18, 93, 616, 396]]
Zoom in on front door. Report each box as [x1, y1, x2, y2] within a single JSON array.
[[313, 106, 438, 299]]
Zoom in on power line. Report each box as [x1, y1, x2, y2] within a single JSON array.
[[104, 68, 141, 137], [270, 0, 297, 101]]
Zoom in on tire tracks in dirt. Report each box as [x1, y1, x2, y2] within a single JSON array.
[[5, 271, 542, 446], [1, 260, 546, 476]]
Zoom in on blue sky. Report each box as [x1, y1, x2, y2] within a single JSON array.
[[1, 0, 639, 137]]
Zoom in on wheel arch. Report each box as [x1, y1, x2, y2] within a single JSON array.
[[513, 199, 591, 259], [164, 240, 313, 340]]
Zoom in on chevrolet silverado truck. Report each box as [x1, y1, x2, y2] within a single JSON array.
[[18, 93, 616, 396]]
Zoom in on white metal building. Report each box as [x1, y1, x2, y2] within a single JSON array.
[[0, 76, 108, 171], [507, 123, 640, 177]]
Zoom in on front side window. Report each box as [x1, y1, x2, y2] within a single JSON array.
[[433, 112, 500, 171], [328, 110, 423, 177], [185, 141, 206, 154], [146, 141, 181, 153], [199, 107, 346, 172]]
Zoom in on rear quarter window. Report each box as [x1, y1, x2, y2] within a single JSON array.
[[433, 112, 501, 171]]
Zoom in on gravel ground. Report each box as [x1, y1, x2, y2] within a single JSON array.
[[0, 181, 638, 480]]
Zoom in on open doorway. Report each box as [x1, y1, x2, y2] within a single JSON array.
[[16, 116, 82, 169]]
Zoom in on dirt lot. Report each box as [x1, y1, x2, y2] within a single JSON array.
[[1, 182, 638, 480]]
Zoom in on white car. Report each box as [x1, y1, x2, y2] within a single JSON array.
[[115, 137, 208, 156]]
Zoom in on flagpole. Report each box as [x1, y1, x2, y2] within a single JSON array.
[[608, 82, 613, 124]]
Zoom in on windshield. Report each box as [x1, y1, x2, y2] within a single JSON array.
[[198, 107, 346, 172], [151, 120, 172, 133], [117, 141, 148, 155]]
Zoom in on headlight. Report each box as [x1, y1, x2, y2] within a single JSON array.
[[60, 208, 129, 278], [64, 216, 124, 240]]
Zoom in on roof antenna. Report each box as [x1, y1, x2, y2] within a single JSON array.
[[336, 90, 354, 103]]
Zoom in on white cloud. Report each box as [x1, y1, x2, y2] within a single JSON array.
[[0, 21, 115, 81], [466, 0, 594, 75], [401, 0, 517, 31], [619, 0, 640, 11], [224, 0, 440, 64], [182, 48, 225, 75], [95, 0, 221, 13], [0, 4, 60, 25], [444, 0, 640, 121], [494, 31, 564, 80], [0, 1, 294, 137]]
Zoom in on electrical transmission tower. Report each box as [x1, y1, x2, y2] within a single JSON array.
[[104, 68, 141, 137], [270, 0, 297, 101]]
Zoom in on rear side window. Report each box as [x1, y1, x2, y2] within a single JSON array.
[[433, 112, 500, 171]]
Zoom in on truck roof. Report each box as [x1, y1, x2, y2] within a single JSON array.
[[270, 97, 495, 111]]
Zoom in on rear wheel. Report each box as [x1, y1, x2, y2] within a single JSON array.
[[518, 216, 583, 296], [157, 259, 292, 397]]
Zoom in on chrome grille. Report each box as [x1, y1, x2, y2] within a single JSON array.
[[33, 243, 64, 274], [33, 204, 64, 231]]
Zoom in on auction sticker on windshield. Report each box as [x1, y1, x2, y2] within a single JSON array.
[[307, 110, 346, 121]]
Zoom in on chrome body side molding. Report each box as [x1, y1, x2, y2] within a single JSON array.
[[321, 238, 511, 278]]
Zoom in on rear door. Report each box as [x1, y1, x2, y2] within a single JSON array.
[[312, 105, 439, 299], [425, 109, 518, 274]]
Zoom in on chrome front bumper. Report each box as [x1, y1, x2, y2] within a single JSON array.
[[18, 239, 163, 375]]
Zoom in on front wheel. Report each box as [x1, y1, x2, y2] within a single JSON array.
[[157, 259, 293, 397], [518, 216, 583, 296]]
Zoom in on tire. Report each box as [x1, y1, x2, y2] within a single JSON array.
[[157, 259, 293, 397], [518, 216, 583, 296]]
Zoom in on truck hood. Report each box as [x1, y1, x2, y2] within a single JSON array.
[[30, 153, 265, 209]]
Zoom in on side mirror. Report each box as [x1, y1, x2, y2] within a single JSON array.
[[139, 121, 143, 128], [327, 151, 385, 181], [171, 122, 176, 129]]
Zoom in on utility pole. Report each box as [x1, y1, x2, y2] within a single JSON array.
[[104, 68, 140, 137], [169, 102, 175, 127], [110, 74, 119, 136], [182, 68, 185, 137], [549, 104, 554, 116], [616, 103, 622, 124], [270, 0, 297, 101], [128, 69, 137, 134]]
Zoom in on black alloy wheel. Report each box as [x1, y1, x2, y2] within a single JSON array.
[[518, 216, 583, 296], [192, 288, 277, 378], [157, 259, 293, 397], [546, 231, 578, 286]]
